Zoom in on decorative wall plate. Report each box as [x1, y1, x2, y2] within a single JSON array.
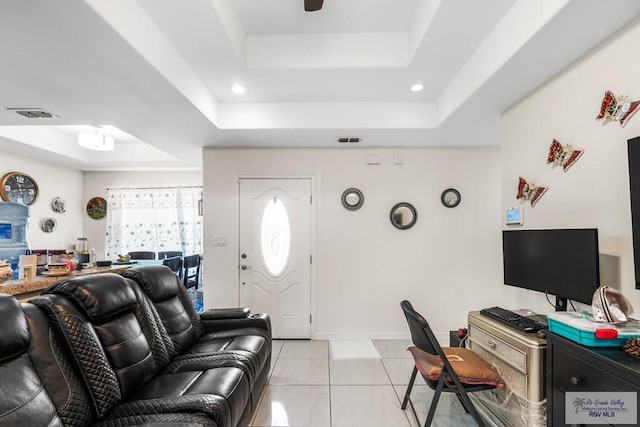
[[341, 188, 364, 211], [41, 217, 57, 233], [51, 197, 66, 213], [441, 188, 461, 208], [86, 197, 107, 219]]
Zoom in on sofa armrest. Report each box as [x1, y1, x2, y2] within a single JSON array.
[[201, 312, 271, 337], [95, 413, 218, 427], [107, 395, 228, 427], [199, 307, 250, 321]]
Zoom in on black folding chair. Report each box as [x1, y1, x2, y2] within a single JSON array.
[[400, 300, 502, 426]]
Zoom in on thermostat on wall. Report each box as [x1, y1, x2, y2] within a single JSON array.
[[506, 207, 523, 225]]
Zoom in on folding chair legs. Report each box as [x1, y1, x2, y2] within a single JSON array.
[[425, 376, 445, 426], [402, 365, 487, 427], [401, 366, 418, 410], [455, 389, 486, 426]]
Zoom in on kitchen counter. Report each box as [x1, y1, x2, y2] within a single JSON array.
[[0, 265, 132, 299]]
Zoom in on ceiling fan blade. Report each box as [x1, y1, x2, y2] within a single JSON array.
[[304, 0, 323, 12]]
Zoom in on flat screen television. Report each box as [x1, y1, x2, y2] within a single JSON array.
[[502, 228, 600, 311]]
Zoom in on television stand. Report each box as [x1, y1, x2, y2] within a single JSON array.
[[467, 311, 547, 426]]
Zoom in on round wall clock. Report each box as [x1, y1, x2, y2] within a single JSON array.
[[0, 171, 39, 206], [441, 188, 461, 208]]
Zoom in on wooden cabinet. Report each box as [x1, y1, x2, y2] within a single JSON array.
[[546, 332, 640, 427], [467, 311, 547, 426]]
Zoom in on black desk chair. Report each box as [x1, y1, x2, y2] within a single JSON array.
[[162, 256, 182, 276], [182, 254, 201, 291], [128, 251, 156, 260], [400, 300, 505, 427], [158, 251, 182, 260]]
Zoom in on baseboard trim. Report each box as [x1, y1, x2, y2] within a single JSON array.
[[313, 331, 449, 345]]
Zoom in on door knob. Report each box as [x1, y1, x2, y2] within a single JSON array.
[[241, 265, 251, 270]]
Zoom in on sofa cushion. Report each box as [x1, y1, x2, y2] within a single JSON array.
[[0, 295, 64, 427], [22, 303, 94, 427], [0, 293, 29, 362], [130, 367, 250, 427], [47, 273, 137, 321], [123, 267, 201, 353]]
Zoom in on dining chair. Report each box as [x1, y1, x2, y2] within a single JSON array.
[[182, 254, 201, 291], [400, 300, 505, 427], [162, 256, 182, 276], [128, 251, 156, 260], [158, 251, 182, 260]]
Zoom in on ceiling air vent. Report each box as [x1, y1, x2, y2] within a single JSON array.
[[7, 108, 56, 118], [337, 136, 361, 144]]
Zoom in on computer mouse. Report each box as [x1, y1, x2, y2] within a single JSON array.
[[535, 329, 547, 339]]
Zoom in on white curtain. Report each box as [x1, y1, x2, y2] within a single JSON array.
[[105, 187, 203, 259]]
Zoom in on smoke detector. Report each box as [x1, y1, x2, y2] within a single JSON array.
[[337, 136, 361, 144], [7, 108, 57, 118]]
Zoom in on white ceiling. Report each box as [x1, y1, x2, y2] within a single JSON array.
[[1, 0, 640, 171]]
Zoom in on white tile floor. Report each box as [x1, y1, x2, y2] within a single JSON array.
[[250, 340, 478, 427]]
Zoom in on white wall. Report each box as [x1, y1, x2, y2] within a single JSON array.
[[83, 171, 202, 260], [502, 18, 640, 314], [203, 147, 504, 339], [0, 150, 83, 252]]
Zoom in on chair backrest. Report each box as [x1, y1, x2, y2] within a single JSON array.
[[32, 274, 167, 417], [182, 254, 201, 289], [123, 265, 203, 352], [0, 293, 92, 427], [158, 250, 182, 259], [400, 300, 441, 356], [128, 251, 156, 260], [162, 255, 182, 275]]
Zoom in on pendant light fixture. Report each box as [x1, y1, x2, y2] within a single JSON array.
[[78, 125, 114, 151]]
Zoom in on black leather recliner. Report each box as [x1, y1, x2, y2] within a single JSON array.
[[0, 293, 218, 427], [122, 265, 271, 403], [26, 269, 270, 427]]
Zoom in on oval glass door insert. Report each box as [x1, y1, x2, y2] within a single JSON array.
[[261, 197, 291, 276]]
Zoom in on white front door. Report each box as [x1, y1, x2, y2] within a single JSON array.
[[239, 178, 312, 339]]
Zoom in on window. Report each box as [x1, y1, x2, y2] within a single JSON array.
[[105, 186, 202, 259], [260, 197, 290, 276]]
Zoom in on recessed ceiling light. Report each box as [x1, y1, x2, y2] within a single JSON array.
[[410, 84, 424, 92], [231, 84, 247, 94]]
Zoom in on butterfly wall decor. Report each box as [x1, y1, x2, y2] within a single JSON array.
[[547, 139, 583, 172], [596, 90, 640, 127], [517, 177, 547, 207]]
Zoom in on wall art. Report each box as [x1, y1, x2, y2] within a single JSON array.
[[86, 197, 107, 219], [547, 139, 583, 172], [596, 90, 640, 127], [517, 177, 547, 207]]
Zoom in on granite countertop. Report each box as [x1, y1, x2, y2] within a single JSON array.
[[0, 265, 131, 297]]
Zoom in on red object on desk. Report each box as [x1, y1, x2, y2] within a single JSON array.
[[595, 328, 618, 339]]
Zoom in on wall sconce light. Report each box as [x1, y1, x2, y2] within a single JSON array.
[[78, 125, 114, 151]]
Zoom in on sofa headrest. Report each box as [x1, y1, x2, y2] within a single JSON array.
[[46, 274, 137, 321], [0, 294, 29, 362], [122, 265, 180, 303]]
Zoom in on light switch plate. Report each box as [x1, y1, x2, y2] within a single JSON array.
[[213, 236, 227, 246]]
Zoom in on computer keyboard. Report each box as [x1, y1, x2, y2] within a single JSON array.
[[479, 306, 546, 333]]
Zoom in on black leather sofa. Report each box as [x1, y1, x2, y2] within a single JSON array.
[[0, 265, 271, 427]]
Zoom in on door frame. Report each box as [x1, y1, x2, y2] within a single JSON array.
[[236, 172, 318, 338]]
